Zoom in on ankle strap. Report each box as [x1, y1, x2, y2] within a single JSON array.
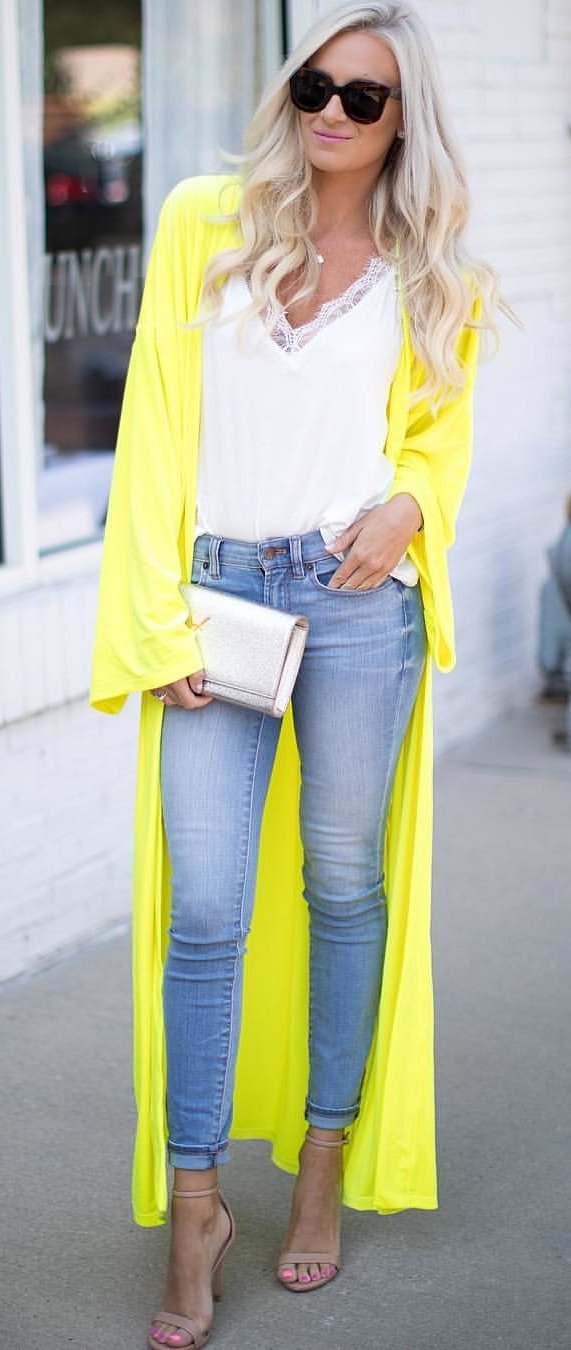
[[304, 1130, 349, 1148], [172, 1182, 219, 1197]]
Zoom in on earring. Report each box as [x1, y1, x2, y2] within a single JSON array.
[[396, 129, 405, 140]]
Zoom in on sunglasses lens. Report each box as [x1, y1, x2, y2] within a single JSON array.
[[290, 69, 390, 124], [343, 87, 386, 123], [290, 69, 329, 112]]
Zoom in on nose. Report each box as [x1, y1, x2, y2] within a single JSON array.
[[321, 92, 346, 121]]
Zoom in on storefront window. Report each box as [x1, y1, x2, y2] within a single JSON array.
[[40, 1, 142, 553], [8, 1, 283, 560]]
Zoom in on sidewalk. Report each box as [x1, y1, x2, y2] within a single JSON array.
[[2, 701, 570, 1350]]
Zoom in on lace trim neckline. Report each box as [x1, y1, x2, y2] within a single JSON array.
[[260, 254, 394, 354]]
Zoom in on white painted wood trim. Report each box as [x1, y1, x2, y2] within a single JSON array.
[[0, 0, 39, 572]]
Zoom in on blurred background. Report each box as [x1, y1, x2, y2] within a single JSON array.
[[0, 0, 569, 982]]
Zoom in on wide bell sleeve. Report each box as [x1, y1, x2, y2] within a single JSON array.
[[386, 290, 482, 672], [89, 189, 205, 714]]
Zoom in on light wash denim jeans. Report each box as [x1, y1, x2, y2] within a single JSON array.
[[160, 528, 427, 1170]]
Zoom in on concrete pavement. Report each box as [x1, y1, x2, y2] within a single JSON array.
[[1, 700, 570, 1350]]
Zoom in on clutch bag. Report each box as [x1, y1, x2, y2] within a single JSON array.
[[178, 581, 310, 718]]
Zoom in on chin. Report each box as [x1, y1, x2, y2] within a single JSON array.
[[304, 141, 355, 170]]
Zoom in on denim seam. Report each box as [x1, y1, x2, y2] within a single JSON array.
[[374, 592, 409, 841], [306, 1096, 361, 1115], [213, 711, 267, 1147], [167, 1141, 228, 1155]]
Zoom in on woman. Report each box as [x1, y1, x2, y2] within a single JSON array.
[[90, 3, 513, 1347]]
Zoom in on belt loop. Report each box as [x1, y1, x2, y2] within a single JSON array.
[[290, 535, 304, 579], [209, 534, 221, 579]]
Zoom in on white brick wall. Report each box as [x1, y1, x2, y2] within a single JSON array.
[[420, 0, 571, 746], [0, 693, 138, 983], [0, 570, 99, 725]]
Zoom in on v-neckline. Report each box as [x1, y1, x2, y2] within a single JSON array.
[[232, 256, 393, 366]]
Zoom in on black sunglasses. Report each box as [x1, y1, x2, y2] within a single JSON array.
[[290, 65, 402, 125]]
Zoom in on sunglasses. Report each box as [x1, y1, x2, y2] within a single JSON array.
[[289, 65, 402, 125]]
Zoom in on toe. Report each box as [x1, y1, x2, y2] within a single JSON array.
[[278, 1265, 296, 1282], [309, 1263, 321, 1281], [163, 1330, 194, 1348], [297, 1263, 311, 1284], [150, 1323, 194, 1348]]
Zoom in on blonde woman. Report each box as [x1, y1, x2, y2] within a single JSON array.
[[90, 3, 514, 1348]]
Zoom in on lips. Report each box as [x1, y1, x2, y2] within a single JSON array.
[[314, 130, 350, 141]]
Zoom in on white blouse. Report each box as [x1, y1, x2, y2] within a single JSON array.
[[194, 257, 419, 586]]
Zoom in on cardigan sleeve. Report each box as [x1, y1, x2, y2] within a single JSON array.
[[386, 291, 482, 671], [89, 189, 206, 714]]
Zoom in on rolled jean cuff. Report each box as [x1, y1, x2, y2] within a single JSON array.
[[167, 1142, 230, 1170], [305, 1097, 360, 1130]]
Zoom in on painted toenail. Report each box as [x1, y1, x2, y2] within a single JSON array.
[[311, 1271, 321, 1280], [281, 1269, 294, 1278], [299, 1273, 311, 1283]]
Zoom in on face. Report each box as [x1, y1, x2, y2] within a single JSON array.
[[294, 29, 403, 177]]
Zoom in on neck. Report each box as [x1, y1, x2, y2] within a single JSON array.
[[311, 162, 382, 236]]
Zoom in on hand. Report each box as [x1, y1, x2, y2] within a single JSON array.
[[324, 495, 423, 590], [150, 669, 214, 708]]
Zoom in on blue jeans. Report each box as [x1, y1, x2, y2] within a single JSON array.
[[160, 528, 427, 1169]]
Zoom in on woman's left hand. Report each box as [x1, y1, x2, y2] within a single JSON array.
[[324, 494, 423, 590]]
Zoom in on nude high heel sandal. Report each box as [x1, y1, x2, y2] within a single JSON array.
[[277, 1131, 349, 1293], [148, 1182, 236, 1350]]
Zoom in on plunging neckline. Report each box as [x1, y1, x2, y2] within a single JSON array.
[[235, 254, 394, 359]]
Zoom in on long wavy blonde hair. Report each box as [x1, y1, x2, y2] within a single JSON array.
[[195, 1, 518, 409]]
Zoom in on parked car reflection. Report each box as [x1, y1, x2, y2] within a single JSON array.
[[45, 117, 142, 251]]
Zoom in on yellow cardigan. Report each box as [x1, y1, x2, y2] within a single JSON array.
[[89, 173, 481, 1227]]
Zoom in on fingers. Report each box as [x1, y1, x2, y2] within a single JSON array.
[[167, 671, 214, 710]]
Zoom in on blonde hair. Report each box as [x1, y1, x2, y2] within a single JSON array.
[[196, 1, 519, 408]]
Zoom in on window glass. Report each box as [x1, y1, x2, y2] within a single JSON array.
[[40, 0, 142, 553], [30, 1, 283, 556]]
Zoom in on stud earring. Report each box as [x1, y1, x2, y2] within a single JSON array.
[[396, 129, 405, 140]]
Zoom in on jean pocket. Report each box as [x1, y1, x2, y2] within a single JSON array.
[[308, 560, 398, 595]]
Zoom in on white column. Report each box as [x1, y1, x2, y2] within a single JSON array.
[[0, 0, 39, 573], [142, 0, 282, 255]]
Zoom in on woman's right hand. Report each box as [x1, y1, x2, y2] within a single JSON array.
[[150, 669, 214, 708]]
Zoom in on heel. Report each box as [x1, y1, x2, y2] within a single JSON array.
[[212, 1263, 223, 1302], [211, 1191, 236, 1303]]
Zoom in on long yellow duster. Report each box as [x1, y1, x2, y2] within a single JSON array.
[[89, 174, 481, 1226]]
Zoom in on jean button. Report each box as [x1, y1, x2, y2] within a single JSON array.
[[263, 547, 276, 558]]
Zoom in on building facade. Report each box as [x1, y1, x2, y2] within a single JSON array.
[[1, 0, 570, 981]]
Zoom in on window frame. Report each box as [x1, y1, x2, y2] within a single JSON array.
[[0, 0, 41, 593]]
